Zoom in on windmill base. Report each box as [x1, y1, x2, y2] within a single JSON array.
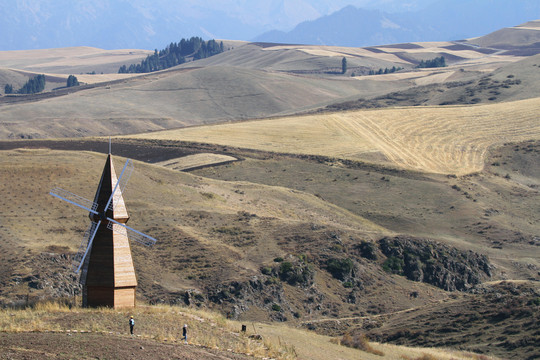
[[83, 286, 136, 308]]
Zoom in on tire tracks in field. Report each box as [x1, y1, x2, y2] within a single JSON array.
[[326, 99, 540, 175]]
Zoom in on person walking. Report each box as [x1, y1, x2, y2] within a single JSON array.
[[182, 324, 188, 344], [129, 316, 135, 336]]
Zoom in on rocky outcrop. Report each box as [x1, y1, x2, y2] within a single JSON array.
[[378, 236, 492, 291]]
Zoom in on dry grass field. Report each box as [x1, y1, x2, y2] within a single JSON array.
[[1, 27, 535, 140], [467, 20, 540, 49], [0, 301, 502, 360], [0, 46, 152, 74], [129, 97, 540, 175]]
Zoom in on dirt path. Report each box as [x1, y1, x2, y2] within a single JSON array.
[[0, 332, 253, 360], [299, 295, 459, 325]]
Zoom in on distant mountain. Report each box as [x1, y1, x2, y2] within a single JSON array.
[[0, 0, 438, 51], [254, 0, 540, 46], [2, 0, 539, 51]]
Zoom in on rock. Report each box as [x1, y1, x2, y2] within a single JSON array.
[[378, 236, 492, 291]]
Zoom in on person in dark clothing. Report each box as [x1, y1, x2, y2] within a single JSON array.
[[129, 316, 135, 336], [182, 324, 187, 344]]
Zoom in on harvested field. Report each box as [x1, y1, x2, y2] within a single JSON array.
[[0, 47, 152, 74], [129, 97, 540, 175]]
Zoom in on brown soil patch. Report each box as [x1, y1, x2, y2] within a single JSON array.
[[0, 332, 252, 360]]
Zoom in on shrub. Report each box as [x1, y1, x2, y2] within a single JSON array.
[[340, 333, 384, 356], [358, 241, 378, 260], [414, 355, 438, 360], [326, 258, 354, 280], [271, 304, 281, 312], [279, 261, 293, 275], [279, 260, 315, 285], [382, 256, 404, 274]]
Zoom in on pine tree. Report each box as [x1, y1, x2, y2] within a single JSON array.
[[17, 74, 45, 94], [67, 75, 79, 87], [342, 57, 347, 74], [4, 84, 13, 94], [118, 37, 224, 73]]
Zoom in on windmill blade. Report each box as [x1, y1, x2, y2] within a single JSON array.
[[72, 221, 100, 271], [107, 218, 157, 247], [105, 159, 134, 212], [74, 220, 102, 273], [50, 187, 99, 215]]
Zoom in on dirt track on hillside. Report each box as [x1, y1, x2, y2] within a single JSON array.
[[0, 332, 253, 360]]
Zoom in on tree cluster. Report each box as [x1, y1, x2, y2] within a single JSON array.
[[416, 56, 446, 68], [118, 37, 224, 74], [66, 75, 79, 87], [368, 66, 403, 75], [5, 74, 46, 95]]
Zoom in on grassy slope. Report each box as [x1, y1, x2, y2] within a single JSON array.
[[467, 21, 540, 49], [0, 302, 501, 360], [0, 47, 152, 74], [128, 97, 540, 175], [0, 65, 413, 139], [0, 37, 531, 140]]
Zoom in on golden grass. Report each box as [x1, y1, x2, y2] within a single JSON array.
[[0, 301, 297, 359], [250, 322, 500, 360], [129, 97, 540, 175], [0, 46, 152, 73]]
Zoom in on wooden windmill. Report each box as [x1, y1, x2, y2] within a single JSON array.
[[50, 151, 157, 308]]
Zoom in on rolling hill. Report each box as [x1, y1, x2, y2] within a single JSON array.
[[466, 19, 540, 54], [1, 25, 538, 140], [0, 20, 539, 360]]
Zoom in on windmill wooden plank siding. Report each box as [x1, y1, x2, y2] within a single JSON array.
[[81, 155, 137, 308]]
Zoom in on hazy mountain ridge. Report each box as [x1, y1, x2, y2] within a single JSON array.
[[3, 0, 540, 50], [0, 0, 432, 51], [255, 0, 540, 46]]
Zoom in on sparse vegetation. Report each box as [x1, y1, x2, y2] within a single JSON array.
[[340, 332, 384, 356], [0, 301, 297, 359]]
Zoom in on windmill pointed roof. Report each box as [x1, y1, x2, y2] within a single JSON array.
[[91, 154, 129, 222]]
